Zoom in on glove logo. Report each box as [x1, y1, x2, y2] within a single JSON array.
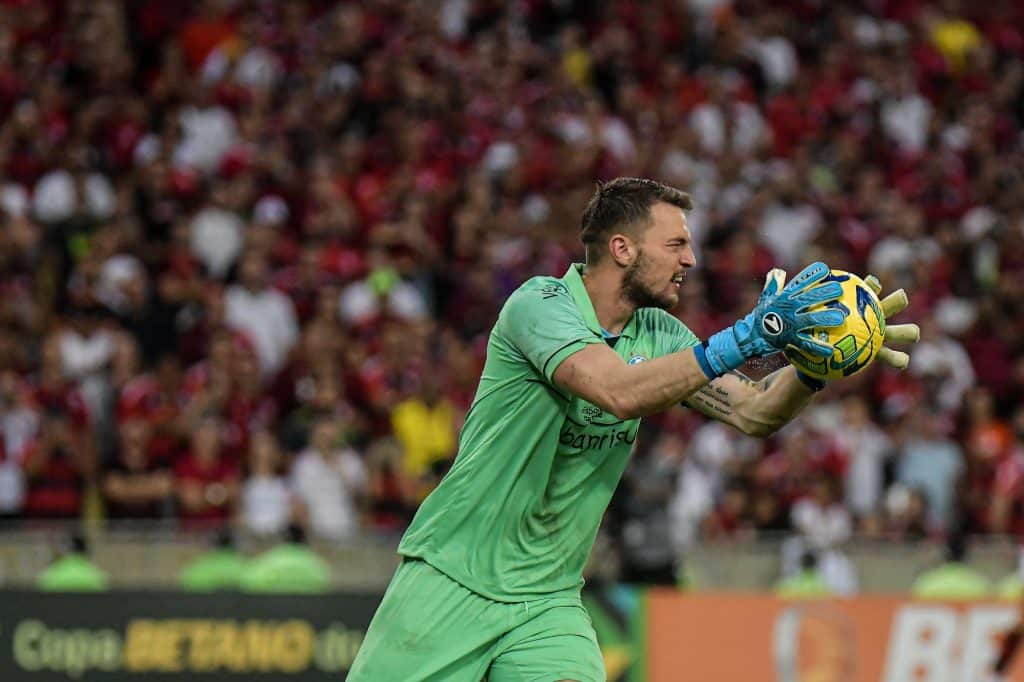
[[762, 312, 784, 336]]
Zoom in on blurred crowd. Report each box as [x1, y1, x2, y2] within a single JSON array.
[[0, 0, 1022, 575]]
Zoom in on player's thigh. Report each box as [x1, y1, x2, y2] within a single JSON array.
[[348, 559, 504, 682], [488, 602, 606, 682]]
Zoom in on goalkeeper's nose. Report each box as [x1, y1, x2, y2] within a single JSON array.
[[679, 243, 696, 270]]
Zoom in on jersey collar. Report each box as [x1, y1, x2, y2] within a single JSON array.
[[561, 263, 638, 339]]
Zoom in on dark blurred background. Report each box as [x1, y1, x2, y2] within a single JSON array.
[[0, 0, 1022, 593]]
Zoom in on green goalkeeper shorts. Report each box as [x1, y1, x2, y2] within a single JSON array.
[[347, 558, 605, 682]]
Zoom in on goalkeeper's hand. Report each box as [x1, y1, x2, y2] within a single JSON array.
[[862, 274, 920, 370], [698, 262, 847, 378]]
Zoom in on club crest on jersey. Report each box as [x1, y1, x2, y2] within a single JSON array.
[[628, 354, 647, 365], [762, 312, 783, 336]]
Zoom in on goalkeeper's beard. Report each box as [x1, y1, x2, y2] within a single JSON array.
[[622, 250, 675, 311]]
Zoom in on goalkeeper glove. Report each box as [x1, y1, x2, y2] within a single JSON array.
[[863, 274, 920, 370], [697, 262, 847, 378]]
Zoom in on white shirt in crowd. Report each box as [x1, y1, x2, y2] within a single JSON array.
[[881, 91, 932, 153], [868, 233, 942, 277], [190, 206, 244, 280], [747, 35, 798, 91], [911, 334, 976, 413], [58, 328, 115, 423], [837, 424, 893, 518], [201, 45, 282, 91], [339, 279, 428, 325], [667, 423, 760, 551], [225, 284, 298, 378], [240, 474, 291, 536], [290, 447, 367, 541], [685, 420, 761, 499], [0, 405, 37, 513], [32, 170, 116, 224], [59, 329, 116, 381], [758, 199, 823, 269], [557, 112, 637, 165], [791, 498, 853, 551], [689, 100, 766, 157], [98, 254, 146, 314], [174, 105, 237, 173], [668, 459, 714, 552]]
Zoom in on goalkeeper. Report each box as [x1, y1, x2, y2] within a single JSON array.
[[348, 178, 917, 682]]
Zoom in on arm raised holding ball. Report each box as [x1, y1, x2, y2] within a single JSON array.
[[683, 267, 920, 438], [557, 262, 845, 425], [683, 263, 845, 437]]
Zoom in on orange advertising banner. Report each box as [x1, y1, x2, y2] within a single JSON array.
[[646, 591, 1022, 682]]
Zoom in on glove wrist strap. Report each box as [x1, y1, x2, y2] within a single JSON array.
[[703, 328, 746, 377], [693, 343, 718, 380], [795, 370, 825, 392]]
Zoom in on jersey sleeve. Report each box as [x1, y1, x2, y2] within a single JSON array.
[[499, 280, 603, 383]]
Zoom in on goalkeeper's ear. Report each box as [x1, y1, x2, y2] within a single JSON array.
[[864, 275, 920, 371]]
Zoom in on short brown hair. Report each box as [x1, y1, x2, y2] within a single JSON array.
[[580, 177, 692, 262]]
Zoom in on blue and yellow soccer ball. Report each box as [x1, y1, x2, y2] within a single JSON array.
[[784, 270, 885, 382]]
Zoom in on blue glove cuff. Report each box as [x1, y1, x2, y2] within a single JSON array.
[[704, 327, 746, 376], [693, 343, 718, 379], [795, 370, 826, 392]]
